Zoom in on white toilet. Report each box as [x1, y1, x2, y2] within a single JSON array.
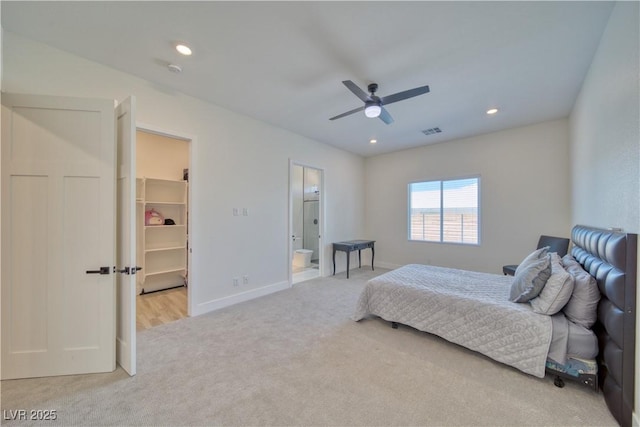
[[293, 249, 313, 268]]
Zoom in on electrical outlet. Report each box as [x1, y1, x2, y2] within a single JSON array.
[[232, 208, 239, 216], [232, 277, 239, 287], [242, 207, 249, 216], [243, 275, 249, 285]]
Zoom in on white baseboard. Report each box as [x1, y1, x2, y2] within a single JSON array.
[[330, 262, 400, 275], [375, 261, 404, 270], [191, 280, 291, 317]]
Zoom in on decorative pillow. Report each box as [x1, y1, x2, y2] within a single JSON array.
[[145, 208, 164, 226], [515, 246, 550, 276], [561, 254, 600, 328], [510, 254, 552, 303], [530, 253, 574, 315]]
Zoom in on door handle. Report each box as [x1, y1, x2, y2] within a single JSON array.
[[116, 266, 143, 275], [86, 266, 111, 275]]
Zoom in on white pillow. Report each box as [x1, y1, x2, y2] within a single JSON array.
[[561, 254, 600, 328], [530, 253, 574, 315]]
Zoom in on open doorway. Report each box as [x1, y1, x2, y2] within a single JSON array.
[[290, 162, 323, 284], [135, 129, 191, 330]]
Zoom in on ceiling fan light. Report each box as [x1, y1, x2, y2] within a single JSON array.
[[364, 104, 381, 118]]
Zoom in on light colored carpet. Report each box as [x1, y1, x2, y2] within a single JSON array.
[[1, 268, 617, 426]]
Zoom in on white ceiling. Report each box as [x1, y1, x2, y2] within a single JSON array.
[[1, 1, 614, 157]]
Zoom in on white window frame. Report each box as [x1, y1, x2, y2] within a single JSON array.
[[407, 175, 481, 245]]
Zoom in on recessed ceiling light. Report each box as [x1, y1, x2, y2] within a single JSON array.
[[370, 139, 377, 144], [176, 44, 192, 56], [486, 108, 499, 115]]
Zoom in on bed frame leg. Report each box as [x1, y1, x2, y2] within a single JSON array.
[[554, 376, 565, 388], [391, 322, 398, 329]]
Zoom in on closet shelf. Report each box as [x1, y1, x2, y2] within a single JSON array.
[[145, 267, 186, 277], [145, 200, 185, 205], [137, 177, 188, 295], [145, 245, 186, 253]]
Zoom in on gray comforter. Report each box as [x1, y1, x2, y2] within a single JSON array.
[[352, 264, 553, 378]]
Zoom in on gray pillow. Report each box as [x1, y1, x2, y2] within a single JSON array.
[[561, 254, 600, 328], [515, 246, 550, 276], [530, 253, 574, 315], [510, 254, 552, 303]]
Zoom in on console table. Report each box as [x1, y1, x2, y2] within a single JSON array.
[[332, 240, 375, 279]]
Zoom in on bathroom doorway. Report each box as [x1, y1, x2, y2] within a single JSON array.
[[289, 162, 323, 284]]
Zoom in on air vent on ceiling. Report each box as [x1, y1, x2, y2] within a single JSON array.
[[422, 127, 442, 136]]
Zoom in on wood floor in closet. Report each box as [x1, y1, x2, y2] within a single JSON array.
[[136, 286, 188, 331]]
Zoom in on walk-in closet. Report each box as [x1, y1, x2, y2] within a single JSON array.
[[136, 130, 190, 330]]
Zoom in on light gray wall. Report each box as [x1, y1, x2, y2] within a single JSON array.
[[365, 119, 571, 274], [568, 2, 640, 422], [570, 2, 639, 232], [2, 31, 366, 316]]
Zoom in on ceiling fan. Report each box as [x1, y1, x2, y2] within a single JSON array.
[[329, 80, 430, 125]]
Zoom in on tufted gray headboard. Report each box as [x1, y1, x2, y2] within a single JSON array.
[[570, 225, 637, 427]]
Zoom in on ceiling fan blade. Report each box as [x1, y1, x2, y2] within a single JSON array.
[[378, 106, 394, 125], [342, 80, 370, 102], [380, 85, 430, 106], [329, 105, 365, 121]]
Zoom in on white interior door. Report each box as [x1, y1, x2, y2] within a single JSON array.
[[1, 93, 116, 379], [116, 96, 137, 376]]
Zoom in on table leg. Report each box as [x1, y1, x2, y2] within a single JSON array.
[[358, 249, 362, 268], [333, 248, 337, 275], [346, 250, 350, 279], [371, 246, 375, 271]]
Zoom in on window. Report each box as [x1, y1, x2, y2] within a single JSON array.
[[408, 177, 480, 244]]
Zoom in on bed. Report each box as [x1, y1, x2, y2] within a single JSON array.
[[352, 225, 636, 427]]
